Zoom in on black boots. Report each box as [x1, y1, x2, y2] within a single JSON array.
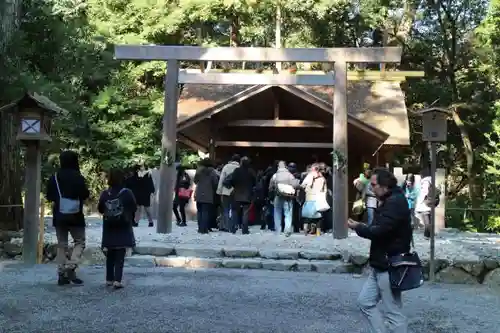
[[58, 269, 83, 286], [58, 273, 70, 286], [67, 269, 84, 285]]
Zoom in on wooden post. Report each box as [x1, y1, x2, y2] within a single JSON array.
[[157, 60, 179, 234], [332, 61, 349, 239], [429, 142, 437, 282], [275, 0, 282, 72], [22, 142, 42, 264], [209, 120, 216, 161], [209, 139, 215, 160], [37, 198, 45, 264]]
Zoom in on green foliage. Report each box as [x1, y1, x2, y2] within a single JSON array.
[[0, 0, 499, 233]]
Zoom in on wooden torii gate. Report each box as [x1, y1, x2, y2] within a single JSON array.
[[115, 45, 403, 239]]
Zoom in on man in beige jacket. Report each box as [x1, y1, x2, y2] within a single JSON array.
[[216, 154, 240, 232]]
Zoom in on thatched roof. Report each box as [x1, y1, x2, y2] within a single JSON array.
[[0, 92, 66, 114], [177, 81, 409, 145]]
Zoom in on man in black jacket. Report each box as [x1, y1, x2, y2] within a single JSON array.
[[46, 151, 90, 286], [348, 168, 411, 333]]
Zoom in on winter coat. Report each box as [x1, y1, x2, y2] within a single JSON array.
[[98, 186, 136, 249], [216, 161, 239, 196], [352, 187, 412, 271], [231, 166, 257, 203], [194, 167, 219, 204], [125, 172, 155, 207], [46, 151, 90, 228], [301, 173, 327, 202], [269, 167, 299, 198]]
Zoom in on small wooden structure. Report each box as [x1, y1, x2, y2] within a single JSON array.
[[176, 81, 410, 173], [114, 45, 419, 239], [0, 92, 61, 264], [416, 106, 450, 282]]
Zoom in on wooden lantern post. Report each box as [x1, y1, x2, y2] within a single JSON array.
[[418, 106, 449, 282], [14, 93, 57, 265]]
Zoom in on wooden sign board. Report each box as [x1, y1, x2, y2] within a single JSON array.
[[422, 111, 447, 142]]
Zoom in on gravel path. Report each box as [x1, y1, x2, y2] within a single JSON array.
[[40, 216, 500, 262], [0, 263, 498, 333]]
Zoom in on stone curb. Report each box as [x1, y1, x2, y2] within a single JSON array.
[[151, 256, 361, 274], [2, 239, 500, 286], [107, 246, 500, 286]]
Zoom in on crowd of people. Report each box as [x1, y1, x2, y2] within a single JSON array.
[[353, 167, 440, 239], [173, 154, 335, 236], [45, 150, 425, 333]]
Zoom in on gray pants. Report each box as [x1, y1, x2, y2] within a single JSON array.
[[55, 225, 86, 274], [357, 269, 407, 333]]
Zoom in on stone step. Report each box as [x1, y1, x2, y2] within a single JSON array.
[[2, 239, 499, 286], [131, 245, 347, 261], [129, 255, 364, 275]]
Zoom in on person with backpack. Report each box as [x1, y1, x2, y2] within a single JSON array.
[[300, 163, 328, 235], [98, 168, 136, 289], [415, 169, 440, 238], [269, 161, 299, 236], [216, 154, 240, 232], [46, 150, 90, 286]]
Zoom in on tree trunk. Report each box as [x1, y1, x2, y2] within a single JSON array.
[[451, 108, 475, 204], [0, 0, 22, 52], [0, 106, 24, 230]]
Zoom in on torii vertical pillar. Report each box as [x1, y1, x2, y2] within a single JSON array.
[[332, 60, 349, 239], [157, 60, 179, 233]]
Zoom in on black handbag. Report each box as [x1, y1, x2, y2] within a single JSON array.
[[387, 250, 424, 291]]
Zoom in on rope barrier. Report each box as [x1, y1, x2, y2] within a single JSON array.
[[445, 207, 500, 212]]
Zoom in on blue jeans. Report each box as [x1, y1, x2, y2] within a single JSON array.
[[273, 197, 293, 233], [220, 195, 233, 231], [367, 207, 375, 225], [357, 269, 407, 333]]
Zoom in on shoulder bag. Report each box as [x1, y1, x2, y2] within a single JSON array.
[[387, 236, 424, 291]]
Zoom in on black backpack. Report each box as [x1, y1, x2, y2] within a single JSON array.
[[103, 188, 128, 224], [222, 173, 233, 188]]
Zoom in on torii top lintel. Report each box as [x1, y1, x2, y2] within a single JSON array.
[[114, 45, 402, 63]]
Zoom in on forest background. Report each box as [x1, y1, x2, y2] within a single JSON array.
[[1, 0, 500, 232]]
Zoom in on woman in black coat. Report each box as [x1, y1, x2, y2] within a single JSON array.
[[173, 165, 191, 226], [126, 165, 155, 227], [98, 168, 136, 289]]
